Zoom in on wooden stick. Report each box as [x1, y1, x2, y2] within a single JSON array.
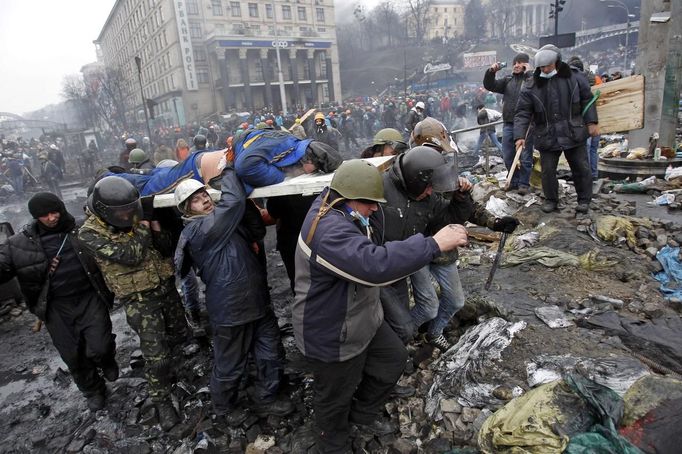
[[505, 144, 524, 190]]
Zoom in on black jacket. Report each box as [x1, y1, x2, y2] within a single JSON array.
[[513, 61, 598, 152], [0, 221, 114, 318], [483, 69, 531, 123], [381, 161, 493, 245]]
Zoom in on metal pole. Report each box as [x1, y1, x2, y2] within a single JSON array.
[[554, 0, 559, 38], [403, 48, 407, 97], [272, 9, 288, 115], [134, 56, 153, 147], [624, 15, 630, 71]]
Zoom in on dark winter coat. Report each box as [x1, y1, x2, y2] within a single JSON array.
[[513, 61, 598, 152], [292, 189, 441, 362], [483, 69, 532, 123], [381, 161, 494, 244], [0, 220, 113, 318], [175, 166, 269, 327]]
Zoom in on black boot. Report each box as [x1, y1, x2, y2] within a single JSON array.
[[86, 391, 106, 412], [102, 360, 119, 382], [186, 309, 206, 337], [156, 400, 179, 431], [253, 396, 295, 417]]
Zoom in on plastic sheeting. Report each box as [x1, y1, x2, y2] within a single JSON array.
[[620, 396, 682, 454], [653, 246, 682, 301], [579, 311, 682, 375], [425, 317, 526, 415], [503, 247, 617, 270], [477, 380, 592, 454], [621, 375, 682, 426], [527, 355, 650, 396]]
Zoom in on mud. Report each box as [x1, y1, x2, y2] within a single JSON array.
[[1, 168, 680, 453]]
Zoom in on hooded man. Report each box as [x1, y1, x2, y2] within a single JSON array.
[[311, 112, 341, 151], [0, 193, 117, 411], [404, 101, 425, 137]]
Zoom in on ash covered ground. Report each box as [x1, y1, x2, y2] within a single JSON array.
[[1, 167, 681, 453]]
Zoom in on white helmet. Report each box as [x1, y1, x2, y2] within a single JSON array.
[[174, 178, 206, 212], [415, 101, 425, 110]]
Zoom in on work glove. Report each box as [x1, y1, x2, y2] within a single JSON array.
[[492, 216, 520, 234]]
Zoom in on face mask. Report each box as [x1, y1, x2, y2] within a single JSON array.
[[539, 69, 557, 79]]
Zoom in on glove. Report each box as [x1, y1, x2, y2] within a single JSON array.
[[492, 216, 519, 234]]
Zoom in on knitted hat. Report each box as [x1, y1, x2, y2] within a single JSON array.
[[28, 192, 64, 218], [513, 53, 530, 64]]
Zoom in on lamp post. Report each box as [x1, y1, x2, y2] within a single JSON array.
[[271, 8, 288, 115], [134, 56, 153, 146], [600, 0, 635, 71]]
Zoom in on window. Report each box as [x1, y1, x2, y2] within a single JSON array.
[[316, 7, 325, 22], [265, 4, 273, 19], [194, 48, 207, 62], [230, 2, 241, 17], [212, 0, 223, 16], [197, 69, 209, 84], [187, 1, 199, 15], [282, 5, 291, 20], [298, 6, 306, 21], [189, 22, 202, 39], [248, 3, 258, 17]]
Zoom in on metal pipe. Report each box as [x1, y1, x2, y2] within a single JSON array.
[[450, 120, 503, 135]]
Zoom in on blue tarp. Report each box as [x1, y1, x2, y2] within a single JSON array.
[[653, 246, 682, 301]]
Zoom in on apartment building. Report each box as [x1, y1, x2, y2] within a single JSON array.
[[95, 0, 341, 126]]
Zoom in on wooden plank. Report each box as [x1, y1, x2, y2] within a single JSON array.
[[592, 75, 644, 134], [153, 156, 395, 207]]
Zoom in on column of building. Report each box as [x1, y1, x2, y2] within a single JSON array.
[[239, 48, 253, 112], [260, 48, 273, 110], [289, 48, 301, 108], [307, 49, 317, 107]]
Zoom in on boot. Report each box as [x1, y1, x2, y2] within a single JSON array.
[[102, 360, 119, 382], [252, 396, 295, 417], [86, 392, 105, 412], [156, 400, 179, 432], [186, 309, 206, 337], [215, 408, 249, 428], [541, 200, 558, 213], [350, 416, 397, 436]]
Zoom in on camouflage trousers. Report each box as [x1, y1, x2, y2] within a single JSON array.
[[124, 279, 188, 402]]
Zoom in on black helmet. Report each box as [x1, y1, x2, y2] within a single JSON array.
[[397, 146, 457, 198], [193, 134, 207, 148], [87, 176, 142, 229]]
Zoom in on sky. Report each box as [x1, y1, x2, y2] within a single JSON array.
[[0, 0, 116, 116], [0, 0, 377, 116]]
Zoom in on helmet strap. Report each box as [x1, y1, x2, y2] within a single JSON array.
[[305, 191, 344, 245]]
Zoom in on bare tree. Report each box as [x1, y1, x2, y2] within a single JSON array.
[[61, 67, 131, 134], [404, 0, 432, 45], [371, 1, 401, 47], [464, 0, 486, 41], [486, 0, 522, 45]]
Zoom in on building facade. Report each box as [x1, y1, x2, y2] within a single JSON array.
[[95, 0, 341, 127], [426, 0, 466, 41]]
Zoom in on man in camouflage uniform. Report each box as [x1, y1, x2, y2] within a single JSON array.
[[79, 176, 187, 431]]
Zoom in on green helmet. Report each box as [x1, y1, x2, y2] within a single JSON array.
[[330, 160, 386, 203], [373, 128, 404, 146], [128, 148, 147, 164]]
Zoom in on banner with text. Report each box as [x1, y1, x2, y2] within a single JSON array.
[[173, 0, 198, 91], [463, 51, 497, 69]]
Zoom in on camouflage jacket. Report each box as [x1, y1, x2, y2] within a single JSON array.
[[78, 216, 174, 302]]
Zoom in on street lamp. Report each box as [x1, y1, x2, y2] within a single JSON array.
[[134, 56, 153, 146], [271, 7, 288, 115], [600, 0, 636, 71]]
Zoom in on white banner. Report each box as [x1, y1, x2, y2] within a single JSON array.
[[463, 51, 497, 69], [173, 0, 198, 91], [423, 63, 452, 74]]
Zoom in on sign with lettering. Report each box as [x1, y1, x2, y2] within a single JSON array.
[[173, 1, 198, 91], [217, 39, 332, 49], [423, 63, 452, 74], [463, 51, 497, 69]]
